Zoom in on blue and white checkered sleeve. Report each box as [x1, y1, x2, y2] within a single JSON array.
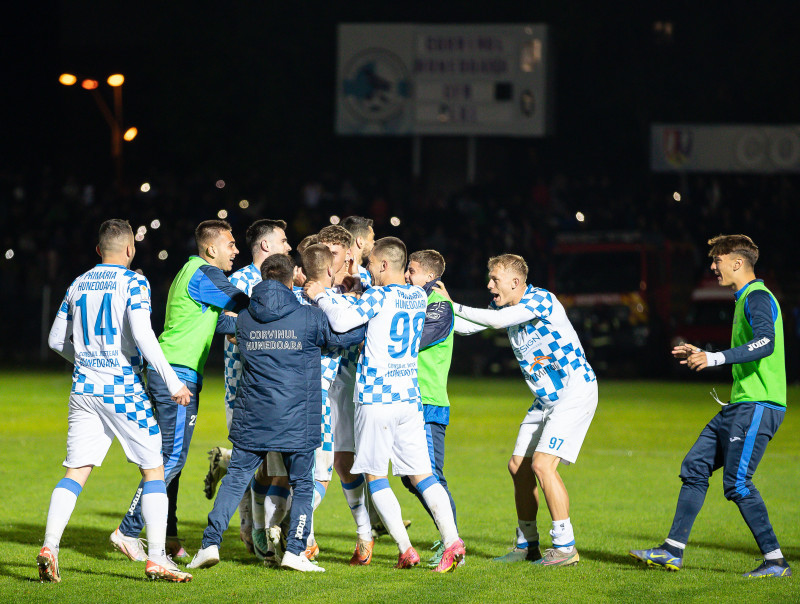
[[525, 290, 553, 319], [57, 293, 71, 321], [229, 271, 249, 293], [127, 275, 152, 313], [57, 280, 78, 320], [356, 287, 385, 319]]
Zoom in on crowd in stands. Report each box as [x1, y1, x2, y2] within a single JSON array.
[[2, 166, 799, 373]]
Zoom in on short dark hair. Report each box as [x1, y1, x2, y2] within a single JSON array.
[[260, 253, 294, 285], [707, 234, 759, 267], [246, 219, 287, 253], [409, 249, 445, 280], [195, 220, 232, 252], [301, 244, 334, 281], [98, 219, 133, 254], [373, 237, 406, 270], [341, 216, 373, 241]]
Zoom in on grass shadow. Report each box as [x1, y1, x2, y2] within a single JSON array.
[[0, 559, 153, 584]]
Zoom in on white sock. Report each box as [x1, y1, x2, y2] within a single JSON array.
[[664, 538, 685, 550], [365, 489, 381, 525], [517, 521, 539, 548], [43, 478, 82, 550], [308, 482, 326, 544], [368, 479, 411, 553], [219, 448, 232, 469], [764, 549, 784, 561], [341, 476, 372, 541], [141, 480, 168, 560], [550, 517, 575, 551], [239, 486, 252, 530], [264, 485, 290, 528], [417, 477, 459, 548], [251, 480, 269, 531]]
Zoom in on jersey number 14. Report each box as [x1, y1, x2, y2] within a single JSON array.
[[74, 293, 118, 345]]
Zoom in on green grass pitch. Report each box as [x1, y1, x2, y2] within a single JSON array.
[[1, 369, 798, 602]]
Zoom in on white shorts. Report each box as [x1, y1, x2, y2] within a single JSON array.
[[64, 393, 163, 469], [266, 448, 334, 482], [513, 379, 598, 464], [266, 451, 286, 476], [225, 404, 234, 432], [328, 364, 356, 453], [351, 402, 433, 477], [314, 449, 334, 482]]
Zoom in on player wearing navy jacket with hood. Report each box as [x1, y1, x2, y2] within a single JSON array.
[[188, 254, 365, 573]]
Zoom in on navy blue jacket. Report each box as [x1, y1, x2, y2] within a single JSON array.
[[230, 279, 365, 452]]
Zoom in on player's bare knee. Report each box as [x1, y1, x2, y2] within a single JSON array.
[[531, 456, 557, 480]]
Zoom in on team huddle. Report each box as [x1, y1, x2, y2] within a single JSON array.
[[37, 217, 790, 583]]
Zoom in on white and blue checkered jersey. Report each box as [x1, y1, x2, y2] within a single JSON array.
[[293, 286, 356, 452], [223, 263, 262, 408], [337, 265, 373, 372], [52, 264, 167, 433], [358, 265, 372, 289], [456, 284, 595, 408], [316, 283, 427, 406]]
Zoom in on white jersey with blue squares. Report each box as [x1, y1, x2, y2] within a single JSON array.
[[459, 284, 595, 408], [317, 284, 427, 406], [223, 263, 262, 408], [336, 265, 373, 371], [56, 264, 159, 433], [358, 265, 372, 289], [294, 286, 354, 452]]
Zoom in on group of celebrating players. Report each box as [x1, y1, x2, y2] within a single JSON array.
[[37, 214, 791, 583]]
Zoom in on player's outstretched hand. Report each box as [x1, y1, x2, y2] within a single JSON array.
[[172, 385, 193, 406], [432, 280, 452, 302], [672, 342, 699, 359], [672, 343, 708, 371], [305, 279, 324, 300]]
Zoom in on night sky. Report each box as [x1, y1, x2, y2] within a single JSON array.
[[6, 1, 800, 190]]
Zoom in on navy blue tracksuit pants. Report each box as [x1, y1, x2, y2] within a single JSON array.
[[667, 401, 785, 554], [119, 367, 201, 537], [203, 447, 315, 556]]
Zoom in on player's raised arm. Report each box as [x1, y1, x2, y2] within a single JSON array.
[[455, 301, 542, 330], [190, 264, 250, 312], [313, 285, 385, 332], [317, 311, 367, 350], [435, 257, 546, 330], [453, 315, 487, 335]]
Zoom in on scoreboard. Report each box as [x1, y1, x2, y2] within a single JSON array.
[[336, 24, 551, 137]]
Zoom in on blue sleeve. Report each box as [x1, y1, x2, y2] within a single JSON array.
[[420, 300, 454, 349], [721, 290, 777, 364], [318, 310, 366, 350], [188, 265, 249, 312], [215, 313, 237, 335]]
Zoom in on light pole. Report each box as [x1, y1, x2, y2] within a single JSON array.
[[59, 72, 138, 187]]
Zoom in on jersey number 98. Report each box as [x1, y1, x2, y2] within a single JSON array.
[[388, 311, 425, 358]]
